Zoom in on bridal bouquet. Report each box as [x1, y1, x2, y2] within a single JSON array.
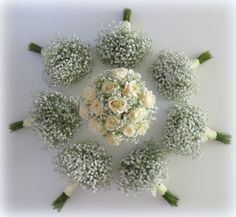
[[80, 68, 157, 145]]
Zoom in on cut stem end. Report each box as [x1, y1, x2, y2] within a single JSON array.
[[197, 50, 213, 64], [123, 8, 132, 22], [216, 132, 232, 144], [28, 42, 42, 54], [52, 192, 69, 212], [162, 190, 179, 207], [9, 121, 24, 132]]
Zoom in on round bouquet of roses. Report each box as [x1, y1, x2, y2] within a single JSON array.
[[80, 68, 157, 145]]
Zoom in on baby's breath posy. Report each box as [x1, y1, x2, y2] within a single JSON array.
[[9, 91, 81, 149], [150, 50, 212, 100], [53, 142, 112, 191], [29, 35, 93, 88], [96, 8, 152, 68], [118, 140, 168, 194]]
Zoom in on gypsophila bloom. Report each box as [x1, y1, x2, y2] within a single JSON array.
[[150, 50, 199, 100], [53, 142, 112, 191], [41, 35, 93, 88], [31, 91, 81, 149], [118, 140, 168, 195], [80, 68, 157, 145], [161, 102, 208, 158], [96, 21, 152, 68]]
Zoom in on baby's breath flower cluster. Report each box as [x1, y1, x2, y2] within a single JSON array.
[[31, 91, 81, 149], [30, 35, 93, 88], [53, 142, 112, 191], [118, 140, 168, 195], [161, 102, 208, 158], [96, 9, 152, 68], [80, 68, 157, 145], [150, 50, 198, 100]]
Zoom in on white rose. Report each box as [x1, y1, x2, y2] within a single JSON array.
[[105, 116, 120, 131], [105, 134, 120, 146], [141, 91, 156, 109], [90, 99, 103, 116], [109, 98, 127, 114], [102, 81, 118, 94], [123, 124, 136, 137], [88, 119, 103, 135], [112, 68, 128, 80], [82, 87, 96, 104], [79, 103, 89, 120], [128, 108, 148, 122], [137, 122, 150, 136], [124, 80, 141, 97]]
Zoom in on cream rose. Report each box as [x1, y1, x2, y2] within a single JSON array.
[[109, 98, 127, 114], [137, 122, 150, 136], [88, 119, 103, 135], [102, 81, 118, 94], [123, 124, 136, 137], [124, 80, 141, 97], [82, 87, 96, 104], [105, 134, 120, 145], [105, 116, 120, 131], [112, 68, 128, 80], [90, 99, 103, 116], [141, 91, 156, 109], [128, 108, 147, 122], [79, 103, 89, 120]]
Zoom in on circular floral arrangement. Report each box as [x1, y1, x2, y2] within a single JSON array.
[[80, 68, 157, 145], [8, 7, 232, 212]]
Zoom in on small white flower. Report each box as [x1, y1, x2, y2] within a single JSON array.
[[141, 91, 156, 109], [90, 99, 103, 116], [82, 87, 96, 104], [102, 81, 119, 94], [136, 122, 150, 136], [112, 68, 128, 80], [109, 98, 127, 114], [123, 124, 136, 137], [124, 80, 141, 97], [105, 116, 120, 131], [105, 134, 120, 145], [128, 108, 147, 122]]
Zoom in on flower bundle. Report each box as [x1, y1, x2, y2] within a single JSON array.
[[150, 50, 212, 100], [161, 102, 231, 158], [96, 8, 152, 68], [52, 142, 112, 211], [80, 68, 157, 145], [118, 140, 179, 207], [9, 91, 81, 149], [28, 35, 93, 88]]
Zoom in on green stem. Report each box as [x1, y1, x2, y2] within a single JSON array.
[[162, 190, 179, 207], [216, 131, 231, 144], [9, 120, 24, 132], [28, 42, 42, 54], [52, 192, 69, 212], [123, 8, 132, 22], [197, 50, 213, 64]]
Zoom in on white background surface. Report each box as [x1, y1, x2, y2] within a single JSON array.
[[1, 0, 236, 217]]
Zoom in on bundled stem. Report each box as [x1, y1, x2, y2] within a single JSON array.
[[28, 42, 42, 54], [162, 190, 179, 207], [9, 120, 24, 132], [123, 8, 132, 22], [51, 192, 69, 212], [197, 50, 213, 64], [216, 131, 231, 144]]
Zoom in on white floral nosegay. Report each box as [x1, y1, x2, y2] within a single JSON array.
[[80, 68, 157, 145]]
